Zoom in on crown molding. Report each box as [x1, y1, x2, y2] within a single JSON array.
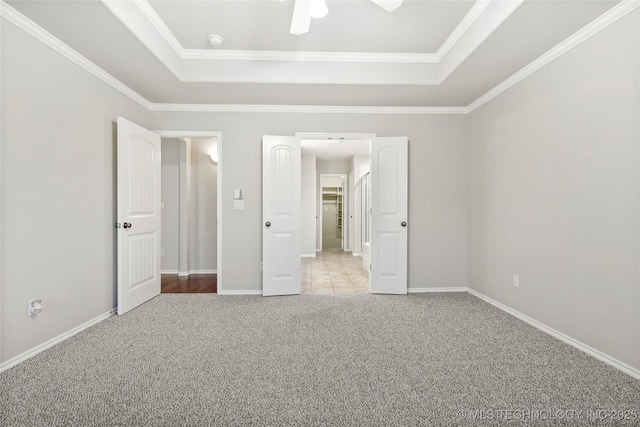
[[182, 49, 438, 64], [435, 0, 491, 61], [132, 0, 184, 55], [467, 0, 640, 113], [149, 103, 468, 115], [0, 1, 151, 110], [437, 0, 524, 82]]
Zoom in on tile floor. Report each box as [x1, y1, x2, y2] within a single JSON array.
[[302, 251, 370, 294]]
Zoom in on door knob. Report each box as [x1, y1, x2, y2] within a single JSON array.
[[265, 221, 271, 228], [401, 221, 407, 227], [123, 222, 132, 229]]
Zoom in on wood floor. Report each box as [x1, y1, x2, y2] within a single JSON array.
[[161, 274, 217, 293], [162, 251, 365, 294]]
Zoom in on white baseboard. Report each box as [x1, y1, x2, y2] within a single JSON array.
[[352, 252, 362, 257], [301, 254, 316, 258], [467, 288, 640, 380], [408, 287, 468, 293], [163, 270, 217, 276], [0, 309, 115, 373], [217, 289, 262, 296]]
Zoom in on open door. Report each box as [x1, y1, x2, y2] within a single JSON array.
[[116, 117, 161, 314], [262, 135, 301, 296], [370, 137, 408, 294]]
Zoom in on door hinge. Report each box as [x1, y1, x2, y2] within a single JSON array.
[[115, 223, 122, 229]]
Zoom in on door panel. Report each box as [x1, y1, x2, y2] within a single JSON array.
[[370, 137, 408, 294], [117, 117, 161, 314], [263, 135, 301, 296]]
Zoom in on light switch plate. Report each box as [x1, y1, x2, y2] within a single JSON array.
[[234, 200, 244, 210]]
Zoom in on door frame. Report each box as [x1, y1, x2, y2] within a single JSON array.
[[297, 132, 376, 255], [153, 130, 223, 292]]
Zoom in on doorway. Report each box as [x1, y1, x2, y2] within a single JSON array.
[[262, 134, 408, 296], [320, 174, 345, 251], [300, 136, 371, 294], [158, 132, 222, 293]]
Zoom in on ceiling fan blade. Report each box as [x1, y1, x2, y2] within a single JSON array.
[[290, 0, 311, 35], [370, 0, 404, 12]]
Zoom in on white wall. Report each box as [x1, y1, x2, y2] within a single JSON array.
[[301, 154, 317, 256], [189, 138, 218, 272], [150, 112, 469, 293], [468, 10, 640, 371], [1, 21, 151, 363], [161, 139, 180, 272]]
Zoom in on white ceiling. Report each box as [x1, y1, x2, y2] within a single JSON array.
[[4, 0, 623, 107], [149, 0, 475, 53]]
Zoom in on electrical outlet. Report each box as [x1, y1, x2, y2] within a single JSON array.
[[161, 249, 166, 257], [513, 275, 519, 288], [28, 298, 43, 317]]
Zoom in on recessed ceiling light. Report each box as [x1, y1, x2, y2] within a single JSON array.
[[208, 34, 224, 48]]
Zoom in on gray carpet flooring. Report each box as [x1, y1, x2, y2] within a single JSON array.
[[1, 293, 639, 426]]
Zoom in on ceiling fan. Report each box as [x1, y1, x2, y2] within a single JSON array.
[[290, 0, 404, 35]]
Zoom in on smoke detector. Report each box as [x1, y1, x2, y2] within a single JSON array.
[[208, 34, 224, 48]]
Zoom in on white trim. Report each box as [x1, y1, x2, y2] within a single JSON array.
[[150, 104, 468, 115], [296, 132, 377, 140], [436, 0, 492, 61], [352, 252, 362, 257], [467, 288, 640, 380], [408, 287, 468, 293], [437, 0, 523, 82], [183, 49, 437, 64], [0, 2, 150, 110], [0, 309, 115, 373], [301, 254, 316, 258], [217, 289, 262, 296], [132, 0, 184, 56], [467, 0, 640, 113], [162, 270, 218, 275], [154, 130, 222, 139]]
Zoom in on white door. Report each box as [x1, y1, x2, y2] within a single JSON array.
[[117, 117, 161, 314], [263, 135, 301, 296], [370, 137, 408, 294]]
